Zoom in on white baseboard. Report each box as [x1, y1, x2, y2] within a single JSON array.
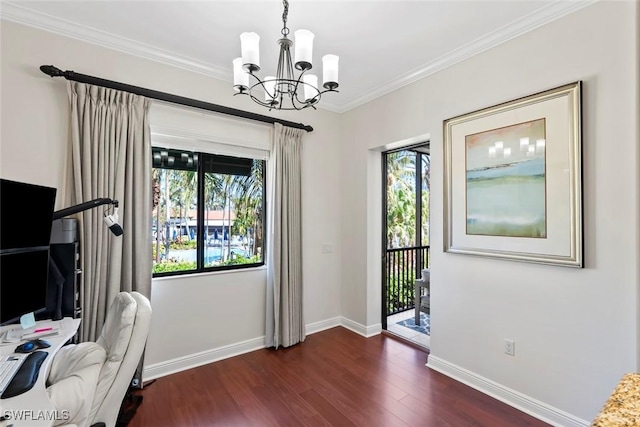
[[143, 335, 266, 381], [144, 316, 346, 381], [340, 317, 382, 337], [427, 355, 590, 427], [306, 316, 342, 335]]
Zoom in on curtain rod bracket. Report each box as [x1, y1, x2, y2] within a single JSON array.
[[38, 64, 314, 132]]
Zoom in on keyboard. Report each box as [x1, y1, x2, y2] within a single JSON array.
[[0, 353, 27, 395]]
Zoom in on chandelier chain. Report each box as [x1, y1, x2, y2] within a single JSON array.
[[281, 0, 290, 36]]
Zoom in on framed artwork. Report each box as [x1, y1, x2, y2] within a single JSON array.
[[443, 82, 582, 267]]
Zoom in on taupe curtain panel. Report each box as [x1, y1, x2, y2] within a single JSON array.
[[67, 82, 152, 342], [266, 123, 305, 348]]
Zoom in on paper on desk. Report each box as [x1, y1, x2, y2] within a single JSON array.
[[22, 327, 60, 340], [3, 321, 61, 342], [19, 312, 36, 329], [4, 328, 23, 342]]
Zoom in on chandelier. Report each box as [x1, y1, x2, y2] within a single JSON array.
[[232, 0, 339, 110]]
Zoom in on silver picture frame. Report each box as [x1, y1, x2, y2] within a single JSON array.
[[444, 82, 583, 267]]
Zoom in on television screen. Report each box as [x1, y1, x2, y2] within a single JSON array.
[[0, 249, 50, 325], [0, 179, 57, 251]]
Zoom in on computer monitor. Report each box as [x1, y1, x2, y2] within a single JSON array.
[[0, 178, 57, 251], [0, 179, 57, 325], [0, 249, 50, 325]]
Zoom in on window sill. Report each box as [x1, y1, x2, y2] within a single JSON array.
[[152, 264, 267, 282]]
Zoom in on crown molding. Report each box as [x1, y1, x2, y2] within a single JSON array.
[[0, 2, 230, 81], [335, 0, 598, 113], [1, 0, 596, 114]]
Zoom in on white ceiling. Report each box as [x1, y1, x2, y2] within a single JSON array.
[[1, 1, 593, 112]]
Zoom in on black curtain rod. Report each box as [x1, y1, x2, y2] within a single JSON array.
[[39, 65, 313, 132]]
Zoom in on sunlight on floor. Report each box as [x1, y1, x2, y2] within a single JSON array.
[[387, 310, 430, 349]]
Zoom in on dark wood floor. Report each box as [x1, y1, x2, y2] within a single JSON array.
[[129, 327, 548, 427]]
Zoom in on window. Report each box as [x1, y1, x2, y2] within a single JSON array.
[[152, 147, 265, 276]]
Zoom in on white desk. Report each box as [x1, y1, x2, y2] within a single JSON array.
[[0, 318, 80, 427]]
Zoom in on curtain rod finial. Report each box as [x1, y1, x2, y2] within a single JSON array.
[[40, 65, 64, 77]]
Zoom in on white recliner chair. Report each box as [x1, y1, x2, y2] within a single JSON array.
[[47, 292, 152, 427]]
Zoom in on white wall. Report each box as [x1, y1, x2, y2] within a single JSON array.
[[1, 20, 343, 373], [637, 0, 640, 377], [341, 2, 638, 423], [4, 3, 640, 423]]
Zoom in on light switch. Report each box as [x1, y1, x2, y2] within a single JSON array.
[[321, 244, 333, 253]]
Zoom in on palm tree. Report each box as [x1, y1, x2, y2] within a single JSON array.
[[231, 160, 264, 257], [204, 172, 224, 242], [164, 170, 196, 242], [204, 173, 234, 261], [386, 151, 416, 248], [152, 169, 198, 265], [153, 169, 162, 263], [421, 153, 431, 244]]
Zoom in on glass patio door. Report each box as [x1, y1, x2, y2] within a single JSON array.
[[382, 144, 430, 344]]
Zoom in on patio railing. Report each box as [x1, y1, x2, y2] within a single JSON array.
[[385, 245, 430, 316]]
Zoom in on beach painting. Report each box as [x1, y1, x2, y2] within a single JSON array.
[[466, 119, 547, 238]]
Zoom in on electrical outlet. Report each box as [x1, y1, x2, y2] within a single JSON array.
[[504, 339, 515, 356], [321, 243, 333, 253]]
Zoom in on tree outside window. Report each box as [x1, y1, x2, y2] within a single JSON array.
[[152, 148, 265, 276]]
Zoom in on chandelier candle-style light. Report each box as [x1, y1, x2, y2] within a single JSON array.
[[233, 0, 339, 110]]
